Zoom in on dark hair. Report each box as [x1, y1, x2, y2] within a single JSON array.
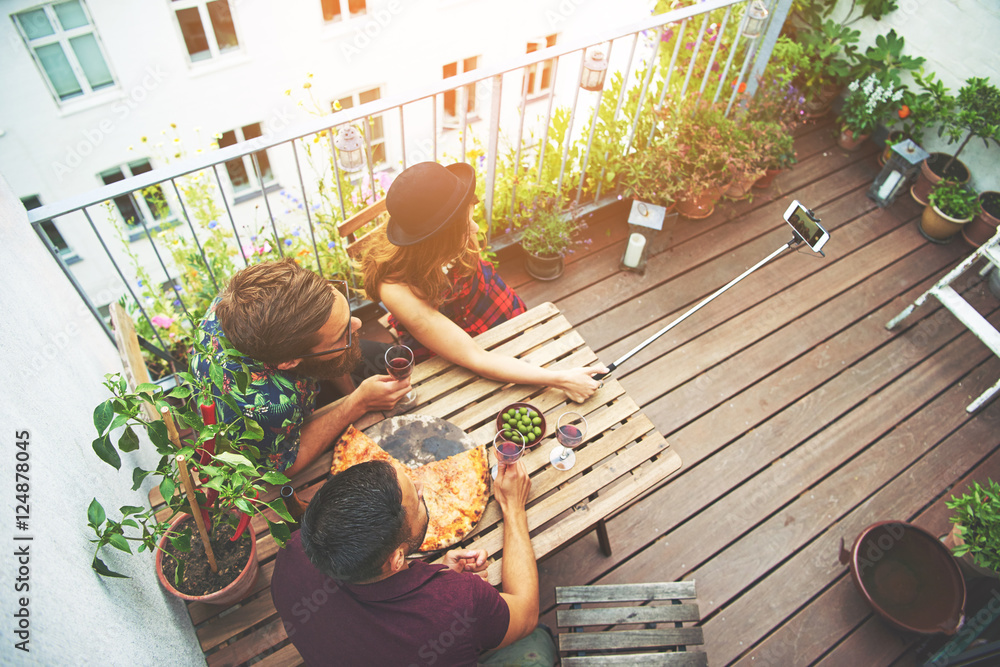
[[300, 460, 407, 584], [215, 258, 334, 364]]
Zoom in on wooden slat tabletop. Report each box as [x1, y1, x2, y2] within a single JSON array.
[[151, 301, 682, 665]]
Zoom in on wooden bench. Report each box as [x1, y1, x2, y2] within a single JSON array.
[[555, 581, 706, 666]]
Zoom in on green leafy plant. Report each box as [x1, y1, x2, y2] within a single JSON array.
[[519, 194, 584, 257], [620, 139, 681, 208], [938, 77, 1000, 172], [87, 343, 294, 586], [850, 29, 923, 87], [946, 479, 1000, 573], [894, 68, 951, 145], [928, 179, 981, 220], [795, 20, 860, 100], [838, 74, 903, 135]]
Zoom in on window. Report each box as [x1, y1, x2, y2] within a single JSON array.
[[172, 0, 239, 63], [218, 123, 274, 193], [333, 87, 386, 166], [22, 195, 81, 263], [443, 56, 479, 119], [98, 159, 170, 229], [13, 1, 115, 102], [525, 35, 558, 98], [321, 0, 366, 22]]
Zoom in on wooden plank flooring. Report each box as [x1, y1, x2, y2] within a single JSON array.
[[498, 118, 1000, 666]]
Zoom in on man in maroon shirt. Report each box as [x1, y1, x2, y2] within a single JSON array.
[[272, 457, 552, 666]]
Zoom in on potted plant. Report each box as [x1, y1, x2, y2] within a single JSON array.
[[795, 20, 860, 118], [722, 121, 771, 200], [620, 137, 681, 210], [913, 77, 1000, 205], [519, 194, 581, 281], [919, 179, 982, 243], [754, 123, 796, 189], [663, 102, 737, 219], [963, 191, 1000, 247], [88, 345, 294, 605], [836, 74, 903, 151], [944, 479, 1000, 579]]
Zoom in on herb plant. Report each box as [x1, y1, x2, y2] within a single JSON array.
[[947, 479, 1000, 573]]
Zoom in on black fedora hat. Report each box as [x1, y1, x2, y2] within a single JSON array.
[[385, 161, 476, 246]]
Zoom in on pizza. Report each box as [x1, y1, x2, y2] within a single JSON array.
[[331, 425, 490, 552]]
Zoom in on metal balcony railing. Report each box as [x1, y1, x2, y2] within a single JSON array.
[[25, 0, 789, 367]]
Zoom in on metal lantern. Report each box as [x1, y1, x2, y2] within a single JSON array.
[[334, 126, 366, 172], [742, 0, 769, 39], [580, 49, 609, 91], [867, 139, 930, 208]]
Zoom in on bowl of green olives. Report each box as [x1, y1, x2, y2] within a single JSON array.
[[496, 403, 547, 447]]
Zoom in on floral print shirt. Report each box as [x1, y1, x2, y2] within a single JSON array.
[[190, 298, 318, 472]]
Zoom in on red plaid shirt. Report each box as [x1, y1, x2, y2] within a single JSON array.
[[389, 258, 526, 362]]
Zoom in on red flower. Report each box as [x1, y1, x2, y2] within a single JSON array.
[[731, 79, 746, 93], [898, 105, 911, 119]]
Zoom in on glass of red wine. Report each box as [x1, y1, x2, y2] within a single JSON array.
[[384, 344, 417, 410], [550, 411, 588, 471], [491, 430, 526, 479]]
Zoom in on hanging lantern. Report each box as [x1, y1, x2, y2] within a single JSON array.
[[334, 126, 366, 172], [742, 0, 769, 39], [867, 139, 930, 208], [580, 49, 609, 92]]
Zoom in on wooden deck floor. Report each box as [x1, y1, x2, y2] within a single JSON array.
[[491, 118, 1000, 666]]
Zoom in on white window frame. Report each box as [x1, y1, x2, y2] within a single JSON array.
[[320, 0, 367, 23], [171, 0, 241, 64], [12, 0, 117, 103], [98, 159, 173, 238], [217, 123, 276, 196], [22, 195, 82, 264], [525, 35, 558, 99], [442, 56, 480, 127], [332, 86, 388, 169]]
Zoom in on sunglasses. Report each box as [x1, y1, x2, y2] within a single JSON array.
[[295, 280, 353, 359]]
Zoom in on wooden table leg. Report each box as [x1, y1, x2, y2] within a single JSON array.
[[596, 519, 612, 557]]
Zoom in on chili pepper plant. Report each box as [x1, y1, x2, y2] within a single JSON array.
[[87, 341, 294, 586]]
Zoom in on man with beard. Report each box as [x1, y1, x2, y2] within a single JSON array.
[[190, 258, 410, 476], [271, 458, 555, 666]]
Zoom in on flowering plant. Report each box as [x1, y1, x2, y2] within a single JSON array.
[[838, 74, 904, 136], [519, 193, 587, 257]]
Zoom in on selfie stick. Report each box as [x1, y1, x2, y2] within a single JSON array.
[[593, 235, 804, 383]]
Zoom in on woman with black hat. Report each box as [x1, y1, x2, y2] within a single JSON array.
[[362, 161, 606, 402]]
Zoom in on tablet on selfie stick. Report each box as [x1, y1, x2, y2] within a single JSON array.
[[783, 200, 829, 253]]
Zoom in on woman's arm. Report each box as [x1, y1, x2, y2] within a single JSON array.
[[380, 282, 605, 401]]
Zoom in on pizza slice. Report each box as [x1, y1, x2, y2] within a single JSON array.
[[330, 425, 490, 552]]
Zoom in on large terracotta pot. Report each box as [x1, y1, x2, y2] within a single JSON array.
[[962, 191, 1000, 248], [524, 251, 564, 281], [838, 128, 870, 151], [155, 513, 259, 606], [723, 171, 765, 200], [676, 188, 721, 219], [911, 153, 971, 206], [919, 204, 974, 244]]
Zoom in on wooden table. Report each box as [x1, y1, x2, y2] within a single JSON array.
[[157, 302, 683, 666]]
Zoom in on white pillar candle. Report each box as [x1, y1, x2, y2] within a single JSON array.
[[623, 233, 646, 268], [877, 169, 903, 201]]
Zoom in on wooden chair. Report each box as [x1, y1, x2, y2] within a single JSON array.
[[554, 581, 707, 666], [336, 198, 397, 340]]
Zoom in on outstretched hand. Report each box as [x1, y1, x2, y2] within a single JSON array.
[[557, 365, 609, 402], [354, 374, 412, 411]]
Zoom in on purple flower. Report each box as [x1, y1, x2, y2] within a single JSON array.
[[173, 299, 181, 307], [661, 29, 674, 42], [137, 279, 143, 286], [685, 41, 694, 50], [208, 220, 218, 229], [327, 241, 336, 249], [285, 239, 293, 246], [151, 315, 174, 329]]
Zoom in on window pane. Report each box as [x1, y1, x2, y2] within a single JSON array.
[[100, 168, 142, 226], [16, 9, 55, 40], [337, 96, 354, 109], [241, 123, 262, 140], [348, 0, 366, 16], [371, 142, 385, 165], [20, 196, 43, 211], [322, 0, 342, 22], [359, 88, 380, 105], [225, 159, 250, 191], [369, 116, 384, 142], [53, 1, 88, 30], [207, 1, 238, 52], [251, 152, 273, 182], [35, 43, 82, 99], [69, 34, 114, 90], [176, 7, 210, 61], [128, 160, 169, 220], [41, 221, 70, 253]]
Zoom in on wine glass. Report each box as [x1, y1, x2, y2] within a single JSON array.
[[491, 431, 526, 480], [384, 345, 417, 410], [550, 411, 588, 471]]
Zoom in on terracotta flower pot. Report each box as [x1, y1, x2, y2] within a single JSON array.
[[676, 188, 720, 220], [911, 153, 971, 206], [155, 513, 259, 606], [838, 128, 870, 152], [753, 168, 783, 190], [723, 171, 765, 200], [524, 251, 564, 281], [919, 204, 974, 244], [962, 191, 1000, 248], [942, 522, 997, 580]]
